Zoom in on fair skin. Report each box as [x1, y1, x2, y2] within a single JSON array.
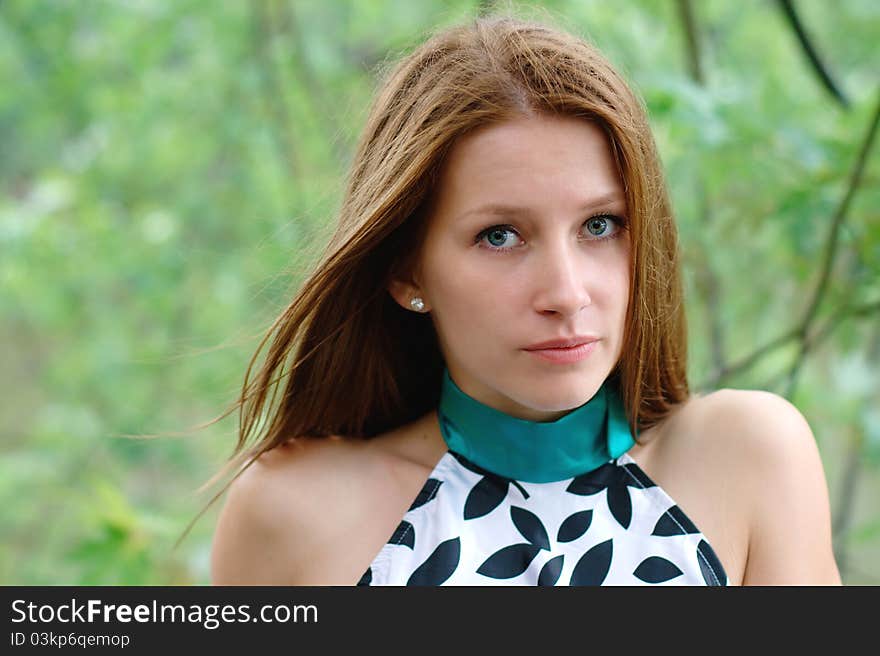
[[395, 114, 631, 420], [211, 114, 841, 586]]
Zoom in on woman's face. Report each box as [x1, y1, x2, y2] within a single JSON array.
[[391, 113, 631, 421]]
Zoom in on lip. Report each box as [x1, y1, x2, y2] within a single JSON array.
[[523, 335, 600, 350], [525, 341, 598, 364]]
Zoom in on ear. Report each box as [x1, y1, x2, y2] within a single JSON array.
[[387, 277, 430, 313]]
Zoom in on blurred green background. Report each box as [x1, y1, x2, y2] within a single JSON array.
[[1, 0, 877, 585]]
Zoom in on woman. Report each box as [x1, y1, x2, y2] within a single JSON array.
[[210, 15, 841, 585]]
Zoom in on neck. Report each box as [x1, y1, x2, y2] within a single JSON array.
[[437, 368, 634, 483]]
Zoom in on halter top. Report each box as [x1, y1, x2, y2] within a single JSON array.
[[357, 370, 728, 586]]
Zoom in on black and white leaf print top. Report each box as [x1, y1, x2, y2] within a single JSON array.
[[357, 450, 728, 586]]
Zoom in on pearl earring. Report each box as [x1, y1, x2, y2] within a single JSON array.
[[409, 297, 425, 312]]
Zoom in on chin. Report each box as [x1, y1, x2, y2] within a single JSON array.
[[517, 377, 605, 413]]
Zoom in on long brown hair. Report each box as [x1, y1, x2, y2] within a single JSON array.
[[196, 12, 688, 525]]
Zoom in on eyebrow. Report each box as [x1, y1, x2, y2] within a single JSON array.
[[456, 191, 626, 221]]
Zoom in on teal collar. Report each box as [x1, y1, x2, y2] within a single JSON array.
[[437, 368, 635, 483]]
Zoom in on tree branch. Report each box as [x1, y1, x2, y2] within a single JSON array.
[[831, 432, 862, 579], [757, 299, 880, 392], [675, 0, 704, 85], [798, 91, 880, 335], [699, 327, 799, 390], [784, 89, 880, 397], [775, 0, 849, 108], [251, 0, 300, 177], [700, 89, 880, 391], [809, 299, 880, 350], [276, 0, 349, 167], [674, 0, 728, 379], [696, 183, 727, 374], [832, 316, 880, 581]]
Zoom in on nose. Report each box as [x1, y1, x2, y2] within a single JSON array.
[[531, 241, 593, 317]]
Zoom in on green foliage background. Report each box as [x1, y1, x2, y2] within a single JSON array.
[[1, 0, 877, 584]]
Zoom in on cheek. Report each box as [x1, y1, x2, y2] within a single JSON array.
[[610, 261, 631, 345], [589, 250, 630, 338], [428, 261, 523, 323], [605, 242, 631, 305], [611, 262, 630, 306], [421, 251, 525, 355]]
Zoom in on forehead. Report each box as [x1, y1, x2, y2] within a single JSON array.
[[430, 114, 625, 222]]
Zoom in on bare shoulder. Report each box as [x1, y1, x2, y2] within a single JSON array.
[[679, 388, 842, 585], [210, 436, 384, 585], [684, 387, 813, 445], [684, 388, 829, 482]]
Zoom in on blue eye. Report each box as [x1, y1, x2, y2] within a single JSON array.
[[475, 213, 626, 253], [587, 216, 611, 236], [485, 227, 518, 248]]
